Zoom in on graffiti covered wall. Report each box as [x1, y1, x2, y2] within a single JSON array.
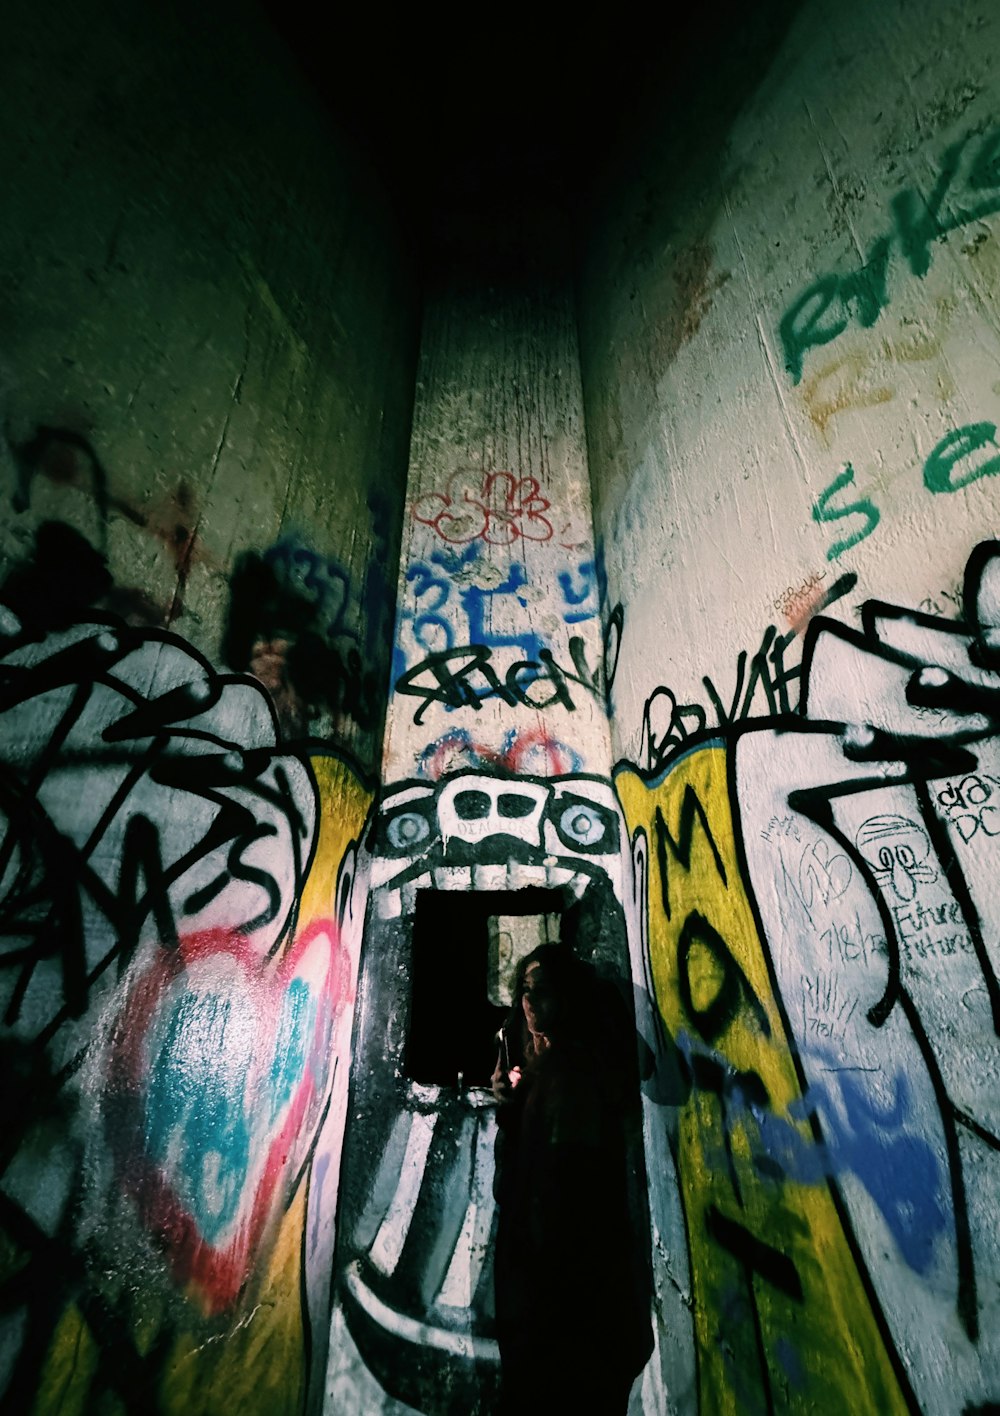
[[0, 608, 373, 1413], [576, 0, 1000, 1408], [614, 542, 1000, 1413], [10, 0, 1000, 1409], [0, 2, 415, 1409], [383, 269, 611, 781], [580, 0, 1000, 764], [337, 248, 636, 1408]]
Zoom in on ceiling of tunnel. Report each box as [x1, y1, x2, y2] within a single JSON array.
[[260, 2, 803, 268]]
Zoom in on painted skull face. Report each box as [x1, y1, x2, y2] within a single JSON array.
[[333, 769, 631, 1409], [369, 771, 622, 915], [855, 814, 937, 901]]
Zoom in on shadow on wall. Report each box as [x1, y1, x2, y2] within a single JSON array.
[[222, 547, 381, 742], [4, 420, 394, 755], [6, 424, 209, 629]]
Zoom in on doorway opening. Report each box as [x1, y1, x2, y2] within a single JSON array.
[[405, 887, 565, 1089]]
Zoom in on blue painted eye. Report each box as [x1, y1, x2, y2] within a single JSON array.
[[559, 804, 606, 847], [386, 812, 431, 850]]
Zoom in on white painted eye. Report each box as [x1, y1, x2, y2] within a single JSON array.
[[387, 811, 431, 849], [559, 803, 606, 847]]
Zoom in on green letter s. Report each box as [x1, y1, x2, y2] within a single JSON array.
[[812, 464, 880, 561]]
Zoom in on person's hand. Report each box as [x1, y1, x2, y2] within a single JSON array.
[[491, 1056, 522, 1104]]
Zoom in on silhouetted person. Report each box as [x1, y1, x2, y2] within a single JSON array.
[[491, 945, 652, 1413]]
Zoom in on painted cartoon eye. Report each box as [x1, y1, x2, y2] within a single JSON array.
[[561, 805, 604, 845], [386, 811, 431, 850], [551, 797, 619, 853]]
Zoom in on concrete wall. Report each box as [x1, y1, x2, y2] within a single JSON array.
[[581, 0, 1000, 1410], [0, 3, 415, 1413], [383, 266, 609, 783], [323, 250, 632, 1412], [0, 0, 414, 771], [9, 0, 1000, 1410]]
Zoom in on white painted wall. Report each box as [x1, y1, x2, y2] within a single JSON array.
[[581, 1, 1000, 1409]]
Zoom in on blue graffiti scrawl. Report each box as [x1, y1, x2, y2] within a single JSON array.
[[395, 543, 600, 682], [392, 542, 603, 714]]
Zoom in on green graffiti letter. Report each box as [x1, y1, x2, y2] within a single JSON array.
[[890, 136, 964, 277], [779, 275, 846, 384], [924, 422, 1000, 493], [812, 464, 880, 561], [838, 236, 891, 328], [968, 126, 1000, 192]]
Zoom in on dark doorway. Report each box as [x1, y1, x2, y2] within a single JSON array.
[[405, 887, 564, 1089]]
